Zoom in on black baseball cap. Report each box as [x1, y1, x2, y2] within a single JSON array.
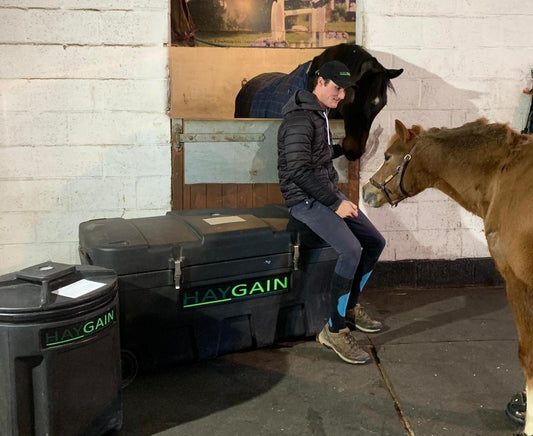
[[316, 60, 355, 88]]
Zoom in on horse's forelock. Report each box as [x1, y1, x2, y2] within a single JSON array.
[[307, 45, 396, 97], [309, 44, 375, 79]]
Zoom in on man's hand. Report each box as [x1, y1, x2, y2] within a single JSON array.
[[335, 199, 358, 218]]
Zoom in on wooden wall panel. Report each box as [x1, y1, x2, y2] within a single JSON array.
[[267, 184, 284, 204], [173, 180, 357, 211], [222, 184, 238, 208], [236, 185, 254, 208], [170, 47, 323, 120], [252, 183, 268, 207], [170, 131, 184, 211], [172, 183, 284, 210], [206, 184, 223, 208], [189, 184, 207, 209]]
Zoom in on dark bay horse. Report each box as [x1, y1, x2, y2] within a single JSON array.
[[234, 43, 403, 161], [362, 118, 533, 435]]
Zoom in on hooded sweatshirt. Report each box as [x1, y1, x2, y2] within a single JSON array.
[[277, 89, 344, 210]]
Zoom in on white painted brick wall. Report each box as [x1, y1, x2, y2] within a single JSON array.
[[357, 0, 533, 261], [0, 1, 170, 275], [2, 0, 532, 273]]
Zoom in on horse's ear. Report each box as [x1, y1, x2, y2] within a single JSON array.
[[395, 119, 410, 142], [387, 68, 403, 79]]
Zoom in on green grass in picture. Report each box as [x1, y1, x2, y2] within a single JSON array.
[[194, 20, 355, 47], [327, 21, 355, 33], [195, 32, 270, 46]]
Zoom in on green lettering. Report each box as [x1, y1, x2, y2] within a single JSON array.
[[274, 276, 288, 290], [202, 289, 218, 302], [106, 309, 115, 323], [61, 329, 75, 340], [232, 283, 247, 297], [218, 286, 231, 298], [83, 321, 94, 334], [183, 291, 200, 306], [45, 331, 59, 344], [249, 281, 264, 294]]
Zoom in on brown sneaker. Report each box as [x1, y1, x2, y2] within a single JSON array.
[[316, 323, 371, 364], [345, 304, 383, 333]]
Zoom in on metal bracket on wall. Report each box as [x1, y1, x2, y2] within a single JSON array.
[[171, 119, 184, 152], [172, 118, 268, 153], [179, 132, 266, 143]]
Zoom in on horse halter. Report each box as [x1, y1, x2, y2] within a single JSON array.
[[369, 152, 413, 207]]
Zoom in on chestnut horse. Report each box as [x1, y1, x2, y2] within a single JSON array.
[[362, 118, 533, 435], [234, 43, 403, 161]]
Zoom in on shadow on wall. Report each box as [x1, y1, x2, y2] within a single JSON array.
[[356, 49, 492, 262], [238, 48, 491, 261]]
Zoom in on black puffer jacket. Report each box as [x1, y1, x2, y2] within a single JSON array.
[[277, 89, 344, 210]]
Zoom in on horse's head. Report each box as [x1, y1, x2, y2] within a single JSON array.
[[362, 119, 424, 207], [309, 44, 403, 161]]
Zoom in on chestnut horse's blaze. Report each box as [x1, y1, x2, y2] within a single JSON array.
[[363, 118, 533, 434], [234, 43, 403, 161]]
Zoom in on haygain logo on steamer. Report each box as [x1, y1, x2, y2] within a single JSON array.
[[182, 273, 290, 308], [41, 306, 117, 348]]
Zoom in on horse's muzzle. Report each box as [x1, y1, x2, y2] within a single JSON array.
[[362, 182, 384, 207]]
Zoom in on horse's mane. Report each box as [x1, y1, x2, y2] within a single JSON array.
[[423, 118, 529, 151]]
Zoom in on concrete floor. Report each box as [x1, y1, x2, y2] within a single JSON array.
[[116, 285, 525, 436]]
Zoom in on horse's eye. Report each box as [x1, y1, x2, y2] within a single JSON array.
[[384, 154, 391, 162], [372, 97, 381, 106]]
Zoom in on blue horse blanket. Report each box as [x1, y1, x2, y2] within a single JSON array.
[[250, 61, 311, 118]]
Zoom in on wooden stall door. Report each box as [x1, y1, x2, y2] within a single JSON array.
[[171, 118, 359, 210]]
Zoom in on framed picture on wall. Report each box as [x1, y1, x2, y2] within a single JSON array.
[[171, 0, 356, 48]]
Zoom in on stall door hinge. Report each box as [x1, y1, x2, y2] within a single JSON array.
[[171, 118, 184, 152]]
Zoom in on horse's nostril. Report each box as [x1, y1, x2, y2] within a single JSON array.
[[364, 193, 375, 205]]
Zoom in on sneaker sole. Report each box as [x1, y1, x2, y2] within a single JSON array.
[[345, 320, 382, 333], [505, 392, 526, 427], [316, 333, 371, 365]]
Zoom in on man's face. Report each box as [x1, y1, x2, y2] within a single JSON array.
[[314, 77, 347, 109]]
